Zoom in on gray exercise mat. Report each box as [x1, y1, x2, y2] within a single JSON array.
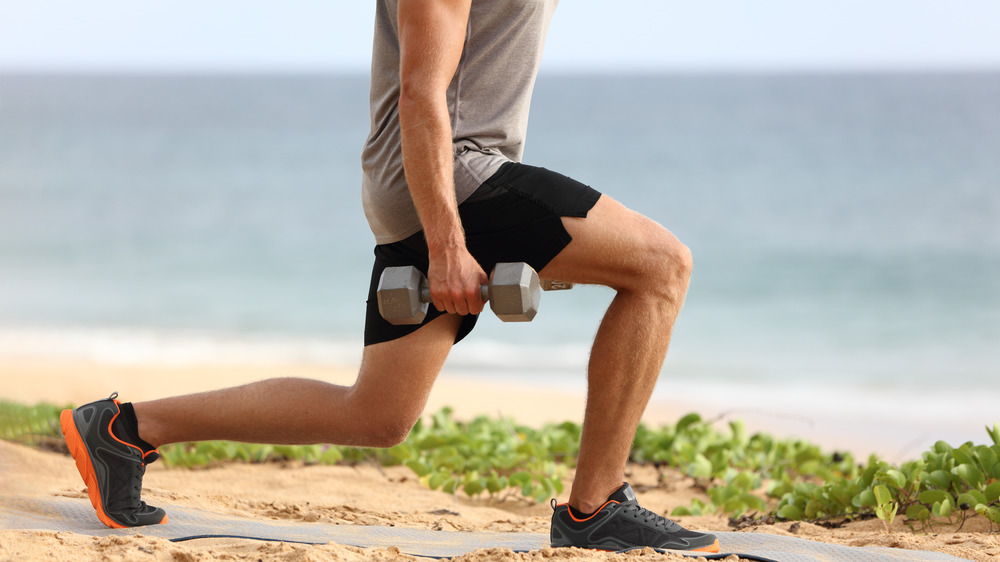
[[0, 495, 969, 561]]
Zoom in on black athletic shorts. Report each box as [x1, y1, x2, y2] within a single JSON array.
[[364, 162, 602, 346]]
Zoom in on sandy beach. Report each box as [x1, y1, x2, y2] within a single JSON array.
[[2, 355, 999, 561]]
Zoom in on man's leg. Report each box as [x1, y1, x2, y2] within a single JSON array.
[[539, 195, 693, 514], [62, 313, 463, 528], [136, 313, 465, 448]]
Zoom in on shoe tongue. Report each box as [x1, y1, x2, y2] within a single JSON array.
[[608, 482, 636, 503], [112, 402, 158, 457]]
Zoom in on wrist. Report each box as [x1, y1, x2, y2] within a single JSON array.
[[425, 226, 466, 259]]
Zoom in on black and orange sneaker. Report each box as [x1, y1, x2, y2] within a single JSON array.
[[550, 482, 719, 553], [60, 393, 167, 528]]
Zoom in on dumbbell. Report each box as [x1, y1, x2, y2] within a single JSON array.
[[377, 262, 541, 325]]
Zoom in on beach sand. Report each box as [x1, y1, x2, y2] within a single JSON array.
[[2, 356, 998, 561]]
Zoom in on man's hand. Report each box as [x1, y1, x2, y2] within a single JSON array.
[[427, 244, 488, 317], [397, 0, 482, 316]]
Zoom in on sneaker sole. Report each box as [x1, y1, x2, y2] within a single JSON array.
[[690, 538, 720, 553], [60, 409, 168, 529], [559, 537, 720, 554]]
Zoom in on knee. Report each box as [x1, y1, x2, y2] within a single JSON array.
[[357, 413, 419, 448], [660, 240, 693, 305], [637, 229, 693, 301], [669, 239, 693, 287]]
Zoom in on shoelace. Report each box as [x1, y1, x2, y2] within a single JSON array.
[[621, 500, 680, 531], [126, 459, 151, 512]]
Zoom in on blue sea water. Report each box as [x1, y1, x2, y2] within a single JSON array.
[[0, 73, 998, 448]]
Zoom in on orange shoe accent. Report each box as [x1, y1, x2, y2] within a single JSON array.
[[61, 409, 126, 529], [691, 538, 720, 553], [558, 500, 619, 523]]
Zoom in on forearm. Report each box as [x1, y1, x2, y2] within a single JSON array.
[[398, 92, 485, 314], [396, 0, 471, 256], [398, 89, 464, 257]]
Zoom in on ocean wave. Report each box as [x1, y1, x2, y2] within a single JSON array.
[[0, 326, 592, 375], [446, 339, 589, 374], [0, 326, 363, 367]]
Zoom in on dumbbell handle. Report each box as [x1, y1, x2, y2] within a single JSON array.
[[541, 279, 574, 291], [419, 285, 490, 304]]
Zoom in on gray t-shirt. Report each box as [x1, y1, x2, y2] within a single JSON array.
[[361, 0, 559, 244]]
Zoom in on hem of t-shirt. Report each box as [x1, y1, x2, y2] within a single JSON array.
[[455, 150, 507, 205], [369, 151, 510, 246]]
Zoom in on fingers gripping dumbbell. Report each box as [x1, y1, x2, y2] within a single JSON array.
[[377, 262, 542, 325]]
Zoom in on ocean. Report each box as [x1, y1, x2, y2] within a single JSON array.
[[1, 73, 998, 453]]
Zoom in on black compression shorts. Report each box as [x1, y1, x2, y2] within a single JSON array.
[[364, 162, 602, 346]]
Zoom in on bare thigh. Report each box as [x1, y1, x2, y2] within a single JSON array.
[[540, 195, 692, 293], [349, 313, 463, 444]]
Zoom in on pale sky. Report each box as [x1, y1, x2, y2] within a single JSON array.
[[1, 0, 998, 73]]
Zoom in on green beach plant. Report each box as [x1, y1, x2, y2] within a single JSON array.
[[0, 401, 67, 449], [3, 400, 999, 531]]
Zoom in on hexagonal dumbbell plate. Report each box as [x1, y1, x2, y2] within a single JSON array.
[[377, 265, 428, 325], [488, 262, 540, 322]]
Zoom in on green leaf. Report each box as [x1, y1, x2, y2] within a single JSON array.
[[856, 489, 877, 508], [463, 478, 485, 497], [766, 480, 793, 499], [873, 485, 893, 506], [874, 485, 897, 526], [509, 471, 532, 486], [957, 491, 988, 508], [729, 470, 761, 492], [980, 506, 1000, 525], [987, 423, 1000, 447], [740, 493, 767, 513], [932, 497, 953, 518], [926, 470, 953, 489], [798, 460, 821, 476], [729, 419, 748, 446], [521, 481, 534, 498], [676, 413, 702, 432], [689, 454, 713, 480], [883, 470, 907, 489], [952, 448, 975, 467], [222, 442, 240, 460], [804, 499, 824, 519], [917, 490, 950, 505], [793, 482, 820, 498], [387, 443, 413, 462], [486, 475, 504, 495], [953, 464, 985, 489], [985, 481, 1000, 503], [933, 441, 954, 454], [903, 459, 926, 482], [877, 502, 898, 526], [976, 446, 998, 473], [708, 485, 739, 507], [906, 504, 930, 522], [529, 483, 550, 503], [550, 476, 564, 496], [777, 504, 803, 520], [427, 471, 449, 490], [722, 498, 749, 516], [319, 447, 343, 464], [404, 459, 431, 477]]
